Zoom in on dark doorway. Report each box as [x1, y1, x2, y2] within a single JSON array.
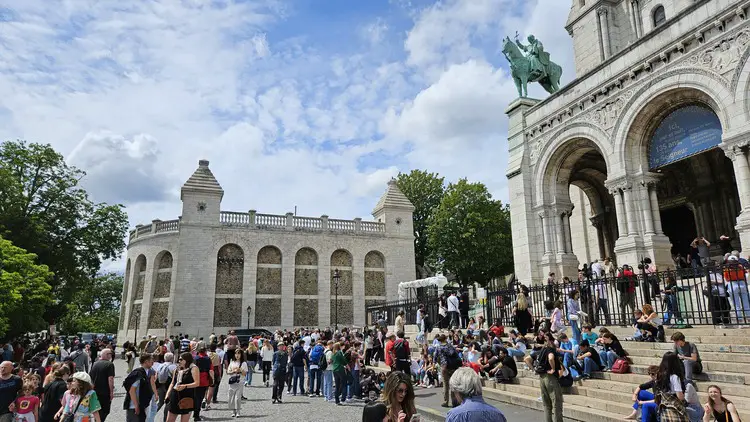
[[660, 206, 697, 258]]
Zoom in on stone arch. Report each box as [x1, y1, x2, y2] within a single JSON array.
[[255, 246, 282, 327], [330, 249, 353, 326], [147, 251, 174, 329], [215, 244, 244, 295], [730, 30, 750, 117], [119, 259, 131, 331], [294, 247, 319, 326], [612, 70, 734, 173], [651, 4, 666, 28], [533, 122, 612, 206], [129, 254, 147, 328], [364, 251, 386, 297]]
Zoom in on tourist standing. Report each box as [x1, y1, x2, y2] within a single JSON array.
[[323, 341, 334, 402], [330, 343, 348, 406], [446, 367, 507, 422], [0, 361, 23, 422], [58, 373, 101, 422], [193, 348, 212, 419], [88, 349, 115, 422], [260, 342, 274, 388], [435, 334, 462, 408], [447, 292, 460, 329], [308, 341, 325, 397], [39, 366, 68, 422], [271, 343, 288, 404], [165, 353, 200, 422], [226, 349, 247, 417], [567, 290, 582, 344], [537, 332, 563, 422], [394, 311, 405, 335]]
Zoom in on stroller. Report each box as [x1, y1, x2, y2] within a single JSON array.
[[359, 368, 381, 403]]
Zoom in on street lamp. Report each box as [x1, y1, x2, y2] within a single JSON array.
[[132, 309, 141, 345], [247, 305, 253, 330], [333, 269, 341, 332]]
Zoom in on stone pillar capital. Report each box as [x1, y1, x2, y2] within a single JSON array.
[[597, 6, 608, 16]]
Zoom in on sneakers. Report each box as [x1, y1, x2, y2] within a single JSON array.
[[272, 399, 277, 404], [309, 394, 316, 398]]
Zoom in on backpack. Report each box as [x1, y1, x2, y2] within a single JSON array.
[[534, 348, 552, 375], [157, 363, 173, 384], [393, 339, 409, 361], [318, 352, 328, 371], [443, 346, 462, 370], [611, 358, 630, 374]]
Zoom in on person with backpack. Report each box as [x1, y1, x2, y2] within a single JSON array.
[[123, 353, 155, 422], [434, 334, 462, 408], [536, 332, 563, 422], [390, 332, 411, 375], [156, 354, 176, 422], [618, 265, 637, 326], [307, 341, 325, 397], [70, 344, 90, 373]]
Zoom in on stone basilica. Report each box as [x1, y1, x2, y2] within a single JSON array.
[[117, 160, 415, 339], [508, 0, 750, 283]]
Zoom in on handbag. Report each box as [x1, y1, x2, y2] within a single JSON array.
[[611, 358, 630, 374], [177, 397, 194, 410], [63, 395, 83, 422], [228, 374, 241, 385]]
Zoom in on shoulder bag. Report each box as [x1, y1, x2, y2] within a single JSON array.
[[63, 394, 83, 422]]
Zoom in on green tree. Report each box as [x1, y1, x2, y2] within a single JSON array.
[[427, 179, 513, 288], [0, 140, 129, 323], [0, 236, 54, 339], [395, 170, 445, 278], [58, 272, 123, 334]]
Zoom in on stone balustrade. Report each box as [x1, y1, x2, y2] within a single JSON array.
[[129, 211, 386, 243]]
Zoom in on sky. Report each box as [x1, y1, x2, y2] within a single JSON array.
[[0, 0, 576, 268]]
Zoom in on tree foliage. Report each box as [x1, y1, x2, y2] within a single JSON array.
[[0, 140, 129, 322], [427, 179, 513, 287], [395, 170, 445, 278], [0, 236, 54, 339], [59, 272, 123, 334]]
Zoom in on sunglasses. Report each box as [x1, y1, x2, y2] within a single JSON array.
[[396, 388, 408, 394]]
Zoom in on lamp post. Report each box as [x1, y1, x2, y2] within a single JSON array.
[[132, 309, 141, 345], [247, 305, 253, 330], [333, 268, 341, 332]]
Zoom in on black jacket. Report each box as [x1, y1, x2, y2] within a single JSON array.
[[122, 368, 153, 410], [290, 346, 308, 367]]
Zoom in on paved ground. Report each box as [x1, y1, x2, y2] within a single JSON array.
[[104, 358, 571, 422]]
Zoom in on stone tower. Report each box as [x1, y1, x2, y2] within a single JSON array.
[[372, 179, 415, 239], [180, 159, 224, 225]]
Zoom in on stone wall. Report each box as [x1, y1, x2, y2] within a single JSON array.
[[119, 259, 131, 331], [148, 302, 169, 329]]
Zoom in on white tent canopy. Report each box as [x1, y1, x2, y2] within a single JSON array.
[[397, 274, 449, 301]]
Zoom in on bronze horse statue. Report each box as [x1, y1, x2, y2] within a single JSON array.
[[502, 36, 562, 97]]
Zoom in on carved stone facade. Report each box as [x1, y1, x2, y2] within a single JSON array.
[[509, 1, 750, 283], [118, 160, 416, 339]]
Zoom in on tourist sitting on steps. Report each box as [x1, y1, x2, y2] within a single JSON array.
[[574, 340, 601, 379], [703, 385, 741, 422], [624, 365, 658, 421], [671, 332, 701, 385]]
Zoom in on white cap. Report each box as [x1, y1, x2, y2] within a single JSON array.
[[72, 372, 92, 384]]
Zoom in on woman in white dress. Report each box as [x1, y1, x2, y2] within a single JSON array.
[[226, 349, 248, 418]]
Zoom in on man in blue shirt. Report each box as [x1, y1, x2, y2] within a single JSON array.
[[446, 367, 506, 422]]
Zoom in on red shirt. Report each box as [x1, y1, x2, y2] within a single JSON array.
[[384, 340, 394, 367], [15, 396, 39, 414]]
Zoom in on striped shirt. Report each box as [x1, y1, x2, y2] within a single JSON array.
[[180, 338, 190, 352]]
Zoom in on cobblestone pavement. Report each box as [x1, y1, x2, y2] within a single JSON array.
[[105, 359, 371, 422]]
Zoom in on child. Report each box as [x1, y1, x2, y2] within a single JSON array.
[[581, 324, 598, 345], [14, 383, 40, 422]]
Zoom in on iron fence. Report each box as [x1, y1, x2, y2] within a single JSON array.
[[366, 264, 750, 330]]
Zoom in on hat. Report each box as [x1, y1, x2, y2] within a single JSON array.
[[72, 372, 92, 384], [728, 255, 739, 262]]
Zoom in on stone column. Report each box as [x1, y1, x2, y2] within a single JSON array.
[[555, 213, 566, 254], [564, 211, 574, 254], [648, 186, 663, 235], [623, 187, 638, 236], [630, 0, 641, 38], [640, 183, 655, 234], [699, 201, 716, 240], [612, 189, 628, 237], [540, 211, 552, 255], [730, 148, 750, 211], [598, 7, 612, 59], [591, 215, 607, 260]]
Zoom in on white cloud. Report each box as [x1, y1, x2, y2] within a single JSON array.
[[362, 18, 389, 45]]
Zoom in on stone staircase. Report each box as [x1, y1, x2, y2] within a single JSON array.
[[382, 325, 750, 422]]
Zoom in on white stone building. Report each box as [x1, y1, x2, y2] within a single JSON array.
[[508, 0, 750, 283], [117, 160, 415, 339]]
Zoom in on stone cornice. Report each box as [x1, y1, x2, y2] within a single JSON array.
[[524, 1, 750, 142]]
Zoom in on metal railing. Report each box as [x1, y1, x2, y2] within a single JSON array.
[[366, 264, 750, 329]]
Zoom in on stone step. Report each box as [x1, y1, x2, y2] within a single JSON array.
[[623, 346, 750, 363], [621, 340, 750, 353], [603, 326, 750, 338], [480, 387, 626, 422], [627, 355, 750, 374]]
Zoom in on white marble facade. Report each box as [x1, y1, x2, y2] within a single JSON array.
[[117, 160, 416, 340], [508, 0, 750, 284]]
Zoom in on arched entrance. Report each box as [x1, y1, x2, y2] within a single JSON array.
[[538, 137, 616, 277], [619, 88, 743, 268]]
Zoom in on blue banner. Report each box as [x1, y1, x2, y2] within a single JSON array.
[[649, 105, 722, 169]]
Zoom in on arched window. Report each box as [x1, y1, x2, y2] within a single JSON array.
[[653, 5, 666, 27]]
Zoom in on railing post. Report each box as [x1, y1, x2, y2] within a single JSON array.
[[354, 217, 362, 232], [151, 219, 160, 233], [135, 224, 143, 238], [321, 215, 329, 230], [249, 210, 256, 226], [286, 212, 294, 230]]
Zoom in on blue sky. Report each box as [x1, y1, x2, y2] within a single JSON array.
[[0, 0, 575, 265]]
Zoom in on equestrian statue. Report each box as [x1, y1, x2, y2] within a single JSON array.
[[502, 33, 562, 98]]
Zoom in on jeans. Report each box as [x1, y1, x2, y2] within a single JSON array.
[[663, 294, 680, 325], [729, 281, 750, 323], [292, 366, 306, 395], [570, 319, 581, 344], [348, 369, 360, 398], [596, 298, 611, 326], [309, 368, 322, 395], [633, 390, 657, 422], [620, 292, 636, 325], [323, 370, 333, 401], [448, 311, 460, 328], [507, 348, 525, 358], [604, 350, 619, 369], [333, 369, 346, 404], [540, 374, 563, 422], [262, 361, 272, 384], [245, 366, 253, 385], [578, 356, 600, 376], [683, 359, 696, 384], [686, 402, 705, 422]]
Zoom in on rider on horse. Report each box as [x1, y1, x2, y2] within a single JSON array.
[[515, 34, 551, 82]]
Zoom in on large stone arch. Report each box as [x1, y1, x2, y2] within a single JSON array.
[[148, 251, 174, 329], [255, 245, 282, 327], [213, 244, 244, 328], [129, 255, 147, 329], [330, 249, 353, 326], [294, 247, 319, 327], [364, 250, 386, 297], [612, 71, 734, 174]]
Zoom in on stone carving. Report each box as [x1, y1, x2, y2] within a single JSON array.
[[213, 298, 242, 327], [364, 271, 386, 296], [255, 298, 281, 326], [294, 269, 318, 295], [294, 299, 318, 327], [153, 272, 172, 298], [502, 34, 563, 97], [330, 299, 353, 326], [685, 30, 749, 75], [148, 302, 169, 329], [128, 303, 142, 328], [256, 268, 282, 295], [330, 269, 353, 296]]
